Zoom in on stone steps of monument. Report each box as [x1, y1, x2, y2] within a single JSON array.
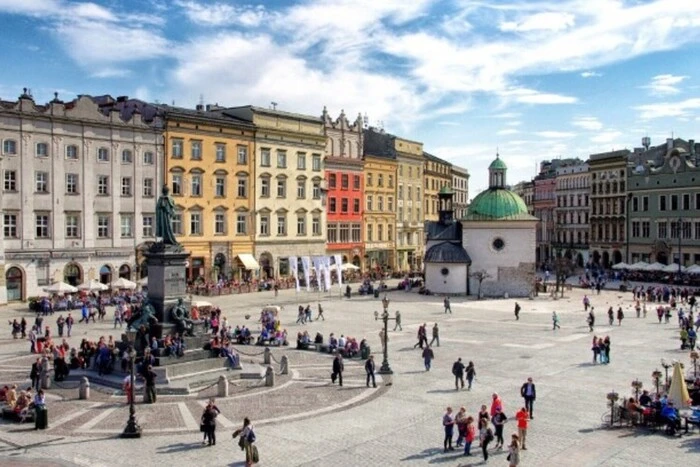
[[182, 334, 211, 349], [167, 364, 265, 393], [156, 348, 210, 366]]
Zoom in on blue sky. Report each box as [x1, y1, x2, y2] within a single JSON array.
[[2, 0, 700, 197]]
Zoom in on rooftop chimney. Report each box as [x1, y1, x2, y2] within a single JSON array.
[[195, 104, 204, 112]]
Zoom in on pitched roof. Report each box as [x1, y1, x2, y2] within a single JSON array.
[[425, 242, 471, 264]]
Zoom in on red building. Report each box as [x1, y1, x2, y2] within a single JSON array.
[[322, 108, 365, 267]]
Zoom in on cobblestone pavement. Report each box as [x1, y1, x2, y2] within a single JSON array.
[[0, 283, 699, 466]]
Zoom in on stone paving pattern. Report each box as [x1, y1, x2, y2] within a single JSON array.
[[0, 282, 698, 466]]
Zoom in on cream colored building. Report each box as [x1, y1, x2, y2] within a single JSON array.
[[451, 164, 470, 219], [0, 91, 162, 301], [394, 135, 424, 272], [225, 106, 326, 279]]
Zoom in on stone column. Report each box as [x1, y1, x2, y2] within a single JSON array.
[[79, 377, 90, 400], [280, 355, 289, 375], [263, 347, 271, 364], [265, 366, 275, 387], [217, 375, 229, 397]]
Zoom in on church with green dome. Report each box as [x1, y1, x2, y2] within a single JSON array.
[[424, 154, 537, 297]]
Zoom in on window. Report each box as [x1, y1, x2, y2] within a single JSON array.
[[327, 224, 338, 243], [398, 207, 404, 221], [388, 224, 393, 241], [659, 195, 666, 211], [312, 180, 321, 199], [351, 224, 361, 242], [378, 224, 384, 241], [277, 179, 286, 198], [378, 175, 383, 187], [388, 196, 394, 211], [398, 185, 403, 199], [65, 145, 78, 160], [171, 173, 182, 195], [97, 215, 110, 238], [36, 142, 48, 157], [341, 198, 348, 213], [215, 213, 226, 234], [642, 196, 648, 211], [121, 177, 132, 197], [416, 187, 420, 201], [236, 214, 247, 235], [237, 177, 247, 198], [297, 179, 306, 198], [277, 150, 287, 168], [329, 174, 336, 189], [4, 170, 16, 191], [260, 178, 270, 197], [642, 221, 650, 238], [329, 197, 336, 213], [312, 154, 321, 171], [631, 221, 640, 238], [388, 175, 393, 188], [143, 151, 154, 165], [297, 152, 306, 169], [66, 174, 79, 194], [277, 214, 286, 235], [35, 214, 49, 238], [121, 149, 132, 163], [378, 196, 384, 211], [98, 175, 109, 195], [312, 215, 321, 235], [683, 221, 692, 240], [172, 213, 182, 235], [237, 146, 247, 164], [297, 214, 306, 235], [4, 214, 18, 238], [341, 174, 348, 189], [353, 199, 360, 213], [339, 223, 349, 243], [191, 141, 202, 160], [172, 139, 183, 158], [632, 197, 639, 212], [683, 194, 690, 210], [671, 194, 678, 211], [3, 139, 17, 155], [260, 215, 269, 235], [191, 174, 202, 196], [695, 222, 700, 240], [143, 178, 154, 197], [366, 224, 373, 242], [98, 147, 109, 161], [260, 148, 271, 167], [657, 221, 667, 239], [190, 212, 202, 235], [216, 144, 226, 162], [366, 173, 372, 186], [353, 175, 360, 190], [143, 215, 154, 237], [120, 215, 133, 237], [367, 195, 373, 211], [35, 172, 49, 193], [215, 177, 225, 197]]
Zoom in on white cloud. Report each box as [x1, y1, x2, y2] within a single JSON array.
[[175, 1, 268, 27], [499, 87, 578, 104], [500, 12, 576, 33], [90, 68, 131, 79], [535, 131, 576, 139], [580, 71, 602, 78], [590, 130, 623, 143], [634, 97, 700, 120], [497, 129, 520, 135], [641, 74, 689, 95], [572, 116, 603, 130]]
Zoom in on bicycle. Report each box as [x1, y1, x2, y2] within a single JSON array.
[[601, 403, 632, 427]]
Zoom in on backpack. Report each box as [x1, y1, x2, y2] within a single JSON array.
[[485, 428, 494, 443], [247, 429, 256, 443]]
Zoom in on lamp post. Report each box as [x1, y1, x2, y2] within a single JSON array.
[[661, 359, 672, 391], [677, 216, 683, 276], [691, 351, 699, 379], [631, 379, 643, 402], [121, 346, 141, 438], [652, 369, 662, 396], [626, 192, 633, 264], [378, 310, 395, 375]]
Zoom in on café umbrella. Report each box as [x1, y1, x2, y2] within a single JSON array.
[[78, 279, 109, 292], [667, 361, 691, 409], [43, 281, 78, 294]]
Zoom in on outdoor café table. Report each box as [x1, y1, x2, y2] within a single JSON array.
[[678, 408, 700, 434]]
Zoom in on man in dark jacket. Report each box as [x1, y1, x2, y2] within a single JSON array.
[[365, 355, 376, 388], [143, 365, 158, 403], [520, 377, 536, 419], [332, 353, 344, 386], [452, 358, 465, 390], [30, 358, 41, 391]]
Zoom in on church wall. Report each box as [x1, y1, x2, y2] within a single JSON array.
[[425, 263, 467, 294]]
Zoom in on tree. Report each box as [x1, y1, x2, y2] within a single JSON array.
[[470, 269, 491, 299]]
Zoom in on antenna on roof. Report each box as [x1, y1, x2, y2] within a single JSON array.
[[271, 101, 278, 110], [199, 94, 204, 106]]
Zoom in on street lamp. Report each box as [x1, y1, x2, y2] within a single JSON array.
[[626, 192, 633, 264], [378, 310, 395, 375], [661, 359, 672, 391], [121, 346, 141, 438]]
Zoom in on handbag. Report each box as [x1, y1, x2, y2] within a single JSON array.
[[200, 424, 206, 432], [507, 453, 511, 461]]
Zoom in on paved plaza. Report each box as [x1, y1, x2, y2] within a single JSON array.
[[0, 283, 698, 466]]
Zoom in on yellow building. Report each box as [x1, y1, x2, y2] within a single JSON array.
[[162, 105, 257, 282], [423, 152, 453, 222], [394, 135, 425, 272], [363, 129, 397, 270]]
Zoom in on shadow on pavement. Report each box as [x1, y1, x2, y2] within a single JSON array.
[[157, 442, 206, 454], [400, 447, 443, 461]]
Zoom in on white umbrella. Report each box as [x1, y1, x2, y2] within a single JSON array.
[[662, 263, 685, 273], [340, 263, 360, 271], [645, 262, 666, 271], [43, 281, 78, 294], [191, 300, 213, 308], [612, 262, 629, 270], [668, 362, 691, 409], [78, 279, 108, 292], [628, 261, 650, 271], [111, 277, 137, 290], [686, 264, 700, 274]]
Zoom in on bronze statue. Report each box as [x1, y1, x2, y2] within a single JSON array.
[[128, 299, 158, 332], [170, 298, 194, 337], [156, 184, 178, 245]]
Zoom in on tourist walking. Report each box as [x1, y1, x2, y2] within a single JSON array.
[[455, 407, 467, 447], [617, 307, 624, 326], [201, 402, 218, 446], [481, 425, 494, 461], [365, 355, 376, 388], [520, 377, 536, 419], [583, 294, 590, 311], [607, 306, 614, 326], [65, 313, 73, 337], [514, 302, 521, 320], [603, 336, 611, 364], [492, 407, 507, 449], [30, 358, 41, 392], [552, 311, 560, 330], [316, 303, 325, 321], [143, 365, 157, 403], [463, 416, 476, 456], [466, 361, 476, 390], [233, 417, 258, 466], [56, 315, 65, 337], [422, 345, 434, 371], [508, 434, 521, 467], [393, 310, 402, 331], [414, 323, 427, 349], [452, 358, 465, 390], [331, 352, 344, 386], [444, 296, 452, 314], [443, 407, 455, 452], [429, 323, 440, 347], [587, 308, 595, 332], [515, 407, 529, 450]]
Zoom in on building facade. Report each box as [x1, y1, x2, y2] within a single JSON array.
[[363, 129, 397, 270], [627, 142, 700, 267], [513, 181, 535, 217], [395, 135, 424, 272], [423, 152, 452, 222], [322, 108, 364, 268], [160, 105, 257, 282], [533, 175, 556, 267], [553, 161, 590, 267], [452, 164, 470, 219], [225, 106, 326, 279], [0, 91, 162, 301], [588, 150, 629, 268]]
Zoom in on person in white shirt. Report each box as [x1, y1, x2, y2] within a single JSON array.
[[338, 335, 347, 349]]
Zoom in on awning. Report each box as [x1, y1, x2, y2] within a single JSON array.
[[237, 253, 260, 270]]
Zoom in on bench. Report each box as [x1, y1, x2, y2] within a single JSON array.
[[1, 406, 35, 423]]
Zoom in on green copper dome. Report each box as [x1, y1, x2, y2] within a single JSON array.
[[466, 188, 529, 220], [488, 157, 507, 170]]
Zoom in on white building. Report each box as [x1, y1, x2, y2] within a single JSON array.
[[451, 164, 470, 219], [0, 91, 163, 301]]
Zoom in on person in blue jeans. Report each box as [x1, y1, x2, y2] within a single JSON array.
[[422, 346, 434, 371], [443, 407, 455, 452]]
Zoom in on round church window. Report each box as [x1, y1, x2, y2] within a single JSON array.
[[441, 267, 450, 276], [492, 237, 505, 251]]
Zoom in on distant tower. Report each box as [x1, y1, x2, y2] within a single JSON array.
[[642, 136, 651, 151], [438, 186, 455, 224]]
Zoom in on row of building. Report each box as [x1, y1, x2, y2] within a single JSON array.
[[0, 90, 469, 302], [513, 137, 700, 272]]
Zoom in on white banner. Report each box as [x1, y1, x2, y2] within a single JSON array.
[[289, 256, 300, 292], [323, 256, 332, 293], [312, 256, 324, 291], [301, 256, 311, 292], [333, 254, 343, 289]]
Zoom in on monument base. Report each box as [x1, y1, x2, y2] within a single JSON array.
[[144, 244, 190, 323]]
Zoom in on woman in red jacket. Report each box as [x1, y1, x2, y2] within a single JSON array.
[[463, 416, 476, 456]]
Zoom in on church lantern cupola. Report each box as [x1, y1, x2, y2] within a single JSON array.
[[488, 152, 507, 189], [438, 185, 455, 224]]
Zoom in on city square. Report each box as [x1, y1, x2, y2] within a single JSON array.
[[0, 282, 698, 466]]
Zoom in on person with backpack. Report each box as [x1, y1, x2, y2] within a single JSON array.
[[233, 417, 258, 466], [491, 406, 507, 449], [466, 361, 476, 390], [479, 419, 494, 461]]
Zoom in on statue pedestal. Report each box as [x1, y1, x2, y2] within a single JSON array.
[[144, 244, 190, 324]]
